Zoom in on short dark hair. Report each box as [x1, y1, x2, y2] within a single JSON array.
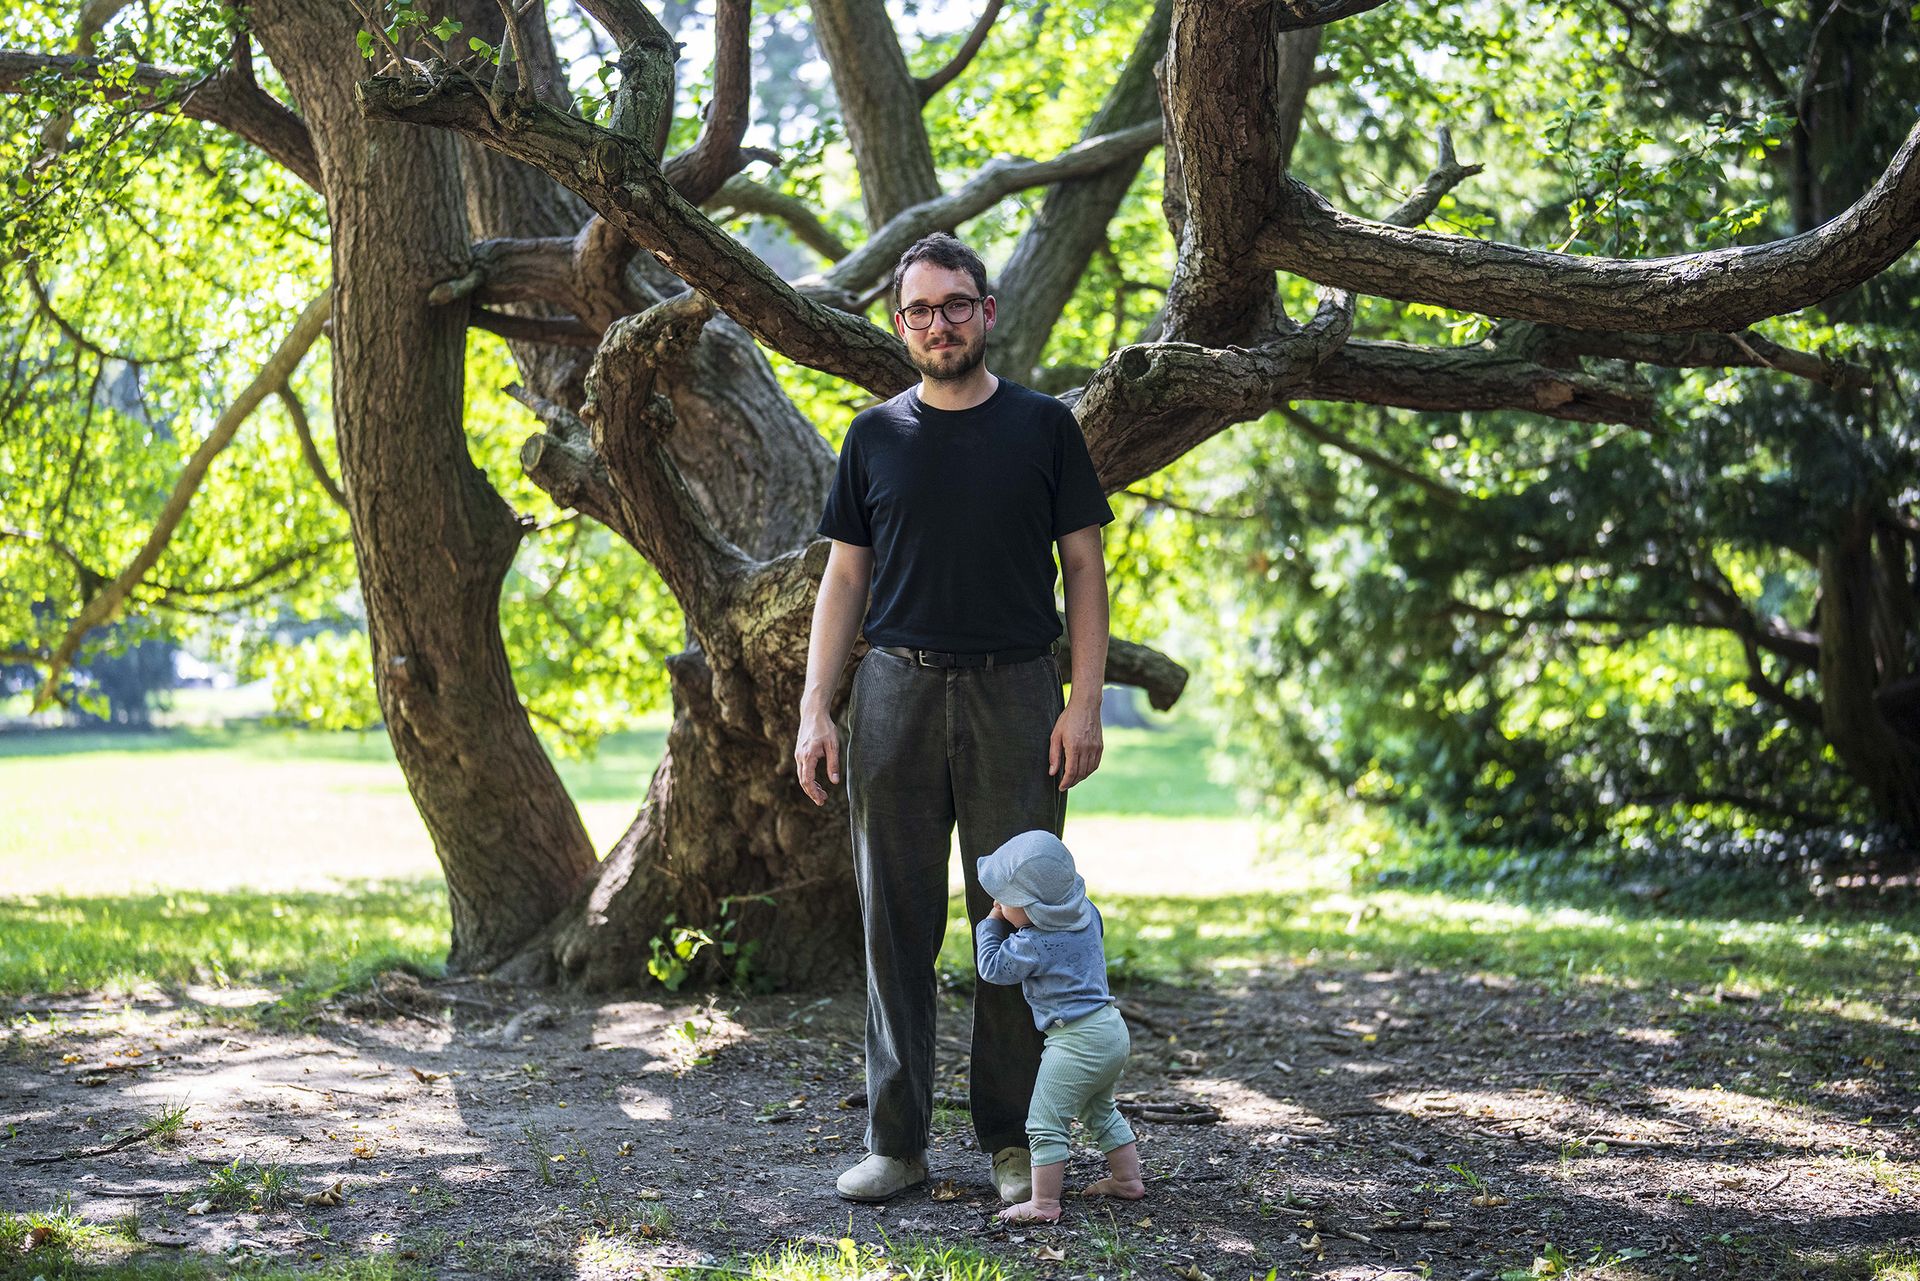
[[891, 233, 988, 310]]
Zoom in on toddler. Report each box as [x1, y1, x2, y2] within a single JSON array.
[[975, 830, 1146, 1223]]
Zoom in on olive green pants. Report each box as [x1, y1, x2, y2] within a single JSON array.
[[844, 647, 1068, 1158]]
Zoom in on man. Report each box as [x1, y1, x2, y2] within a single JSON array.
[[793, 232, 1114, 1204]]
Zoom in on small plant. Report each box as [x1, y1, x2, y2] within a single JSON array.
[[1500, 1242, 1574, 1280], [631, 1202, 672, 1240], [522, 1121, 557, 1187], [646, 895, 773, 991], [0, 1198, 101, 1256], [146, 1099, 191, 1145], [569, 1143, 620, 1226], [203, 1159, 296, 1212], [1087, 1207, 1136, 1271]]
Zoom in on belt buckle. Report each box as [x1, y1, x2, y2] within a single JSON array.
[[915, 649, 936, 668]]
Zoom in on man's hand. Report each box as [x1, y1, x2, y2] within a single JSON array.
[[1048, 697, 1103, 792], [794, 709, 842, 806]]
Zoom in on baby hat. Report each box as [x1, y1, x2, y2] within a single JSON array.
[[978, 830, 1091, 931]]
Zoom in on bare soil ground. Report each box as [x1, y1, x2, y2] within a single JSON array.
[[3, 964, 1915, 1280]]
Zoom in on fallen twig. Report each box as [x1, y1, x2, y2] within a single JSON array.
[[14, 1116, 174, 1166], [1118, 1099, 1221, 1125], [1117, 1001, 1172, 1036], [1368, 1218, 1451, 1232]]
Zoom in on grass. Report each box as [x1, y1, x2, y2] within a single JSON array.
[[200, 1159, 297, 1213], [664, 1233, 1037, 1280], [3, 706, 1915, 1068], [0, 881, 448, 1011]]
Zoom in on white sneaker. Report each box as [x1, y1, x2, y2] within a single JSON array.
[[991, 1146, 1032, 1203], [835, 1152, 928, 1202]]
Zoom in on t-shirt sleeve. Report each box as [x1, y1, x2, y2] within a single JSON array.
[[816, 422, 872, 546], [1051, 405, 1115, 538]]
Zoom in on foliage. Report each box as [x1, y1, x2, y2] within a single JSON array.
[[3, 0, 1918, 864], [1123, 0, 1920, 851]]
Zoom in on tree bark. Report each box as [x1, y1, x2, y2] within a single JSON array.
[[252, 0, 596, 972], [809, 0, 940, 230]]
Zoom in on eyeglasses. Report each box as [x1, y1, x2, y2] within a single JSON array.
[[896, 297, 985, 330]]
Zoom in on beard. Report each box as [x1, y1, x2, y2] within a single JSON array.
[[909, 333, 987, 382]]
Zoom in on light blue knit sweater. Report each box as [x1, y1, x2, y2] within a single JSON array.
[[975, 904, 1115, 1031]]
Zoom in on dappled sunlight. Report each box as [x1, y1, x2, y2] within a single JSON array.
[[589, 998, 752, 1075]]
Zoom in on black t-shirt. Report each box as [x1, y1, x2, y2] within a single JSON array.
[[816, 378, 1115, 652]]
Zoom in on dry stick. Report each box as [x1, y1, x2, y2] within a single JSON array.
[[14, 1116, 175, 1166], [29, 289, 333, 710], [1117, 1000, 1173, 1036]]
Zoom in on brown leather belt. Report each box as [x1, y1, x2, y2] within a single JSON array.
[[874, 640, 1057, 669]]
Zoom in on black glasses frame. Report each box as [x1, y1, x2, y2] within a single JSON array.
[[896, 296, 986, 330]]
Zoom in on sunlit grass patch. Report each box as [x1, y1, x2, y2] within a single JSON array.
[[666, 1234, 1035, 1280], [939, 881, 1920, 1026], [1790, 1246, 1920, 1281], [0, 879, 448, 1008]]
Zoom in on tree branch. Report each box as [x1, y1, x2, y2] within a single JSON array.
[[659, 0, 757, 204], [512, 386, 627, 532], [30, 289, 332, 711], [471, 306, 601, 346], [1276, 405, 1465, 504], [811, 120, 1164, 298], [1509, 323, 1869, 390], [704, 175, 852, 262], [993, 0, 1171, 379], [356, 71, 916, 397], [1269, 0, 1394, 28], [1058, 627, 1188, 711], [914, 0, 1003, 102], [1298, 338, 1654, 427], [278, 382, 347, 511], [1259, 115, 1920, 332], [0, 51, 321, 190], [810, 0, 940, 228], [575, 0, 679, 156]]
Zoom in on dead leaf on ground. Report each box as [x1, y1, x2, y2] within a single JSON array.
[[409, 1067, 444, 1083], [1470, 1193, 1509, 1208], [303, 1180, 346, 1207], [185, 1200, 213, 1216], [1034, 1244, 1067, 1261], [929, 1179, 962, 1201], [1174, 1264, 1213, 1281], [26, 1225, 53, 1250]]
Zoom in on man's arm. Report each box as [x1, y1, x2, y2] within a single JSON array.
[[795, 540, 873, 805], [1051, 524, 1109, 791]]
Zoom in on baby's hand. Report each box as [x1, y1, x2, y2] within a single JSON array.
[[987, 903, 1007, 923]]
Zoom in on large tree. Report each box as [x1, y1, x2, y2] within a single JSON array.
[[4, 0, 1917, 984]]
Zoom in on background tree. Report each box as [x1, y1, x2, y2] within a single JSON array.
[[2, 0, 1915, 987]]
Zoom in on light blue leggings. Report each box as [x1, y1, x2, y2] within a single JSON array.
[[1026, 1004, 1135, 1166]]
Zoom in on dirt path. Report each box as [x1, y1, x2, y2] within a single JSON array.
[[3, 966, 1914, 1279]]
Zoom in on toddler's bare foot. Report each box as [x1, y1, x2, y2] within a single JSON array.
[[996, 1198, 1062, 1224], [1081, 1175, 1147, 1200]]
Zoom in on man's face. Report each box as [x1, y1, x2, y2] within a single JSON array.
[[893, 262, 995, 383]]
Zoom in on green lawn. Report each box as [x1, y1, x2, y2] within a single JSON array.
[[2, 709, 1915, 1044]]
